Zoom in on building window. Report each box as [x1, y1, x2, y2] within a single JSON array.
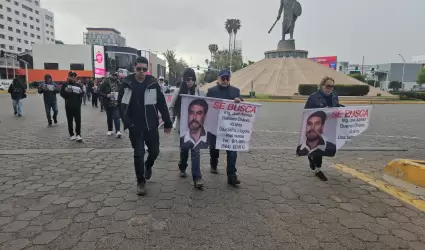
[[17, 38, 21, 42], [16, 29, 21, 33], [37, 35, 40, 39], [46, 24, 48, 27], [0, 4, 2, 9], [44, 63, 59, 70], [24, 31, 28, 36], [0, 44, 5, 49], [35, 1, 39, 6], [14, 1, 19, 6], [45, 15, 53, 21], [15, 10, 19, 15], [8, 27, 13, 31], [30, 25, 34, 29], [50, 25, 53, 29], [29, 16, 33, 20], [8, 36, 13, 41], [7, 17, 12, 21], [22, 4, 33, 12], [9, 45, 14, 50], [70, 64, 84, 71], [16, 20, 20, 24], [0, 14, 3, 19], [17, 47, 22, 52], [0, 34, 4, 39], [23, 22, 27, 27], [46, 37, 49, 41], [6, 0, 10, 2], [0, 24, 4, 29], [24, 40, 28, 44], [46, 30, 48, 34], [36, 27, 40, 31], [35, 10, 39, 14], [36, 18, 39, 23], [7, 7, 11, 12], [23, 13, 27, 18], [30, 33, 34, 38]]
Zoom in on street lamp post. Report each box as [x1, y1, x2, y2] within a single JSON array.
[[398, 54, 405, 90]]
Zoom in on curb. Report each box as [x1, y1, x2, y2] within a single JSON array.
[[383, 159, 425, 188]]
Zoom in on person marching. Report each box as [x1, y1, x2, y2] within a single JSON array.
[[8, 78, 26, 117], [206, 69, 243, 186], [170, 68, 205, 188], [92, 80, 99, 108], [99, 72, 122, 138], [60, 72, 84, 142], [118, 57, 172, 196], [303, 76, 344, 181], [37, 74, 60, 126]]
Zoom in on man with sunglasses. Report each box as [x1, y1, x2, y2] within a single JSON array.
[[206, 69, 243, 186], [118, 57, 172, 196]]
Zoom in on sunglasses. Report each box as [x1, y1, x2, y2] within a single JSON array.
[[221, 76, 230, 81], [325, 84, 335, 89], [136, 67, 148, 73], [186, 77, 195, 81]]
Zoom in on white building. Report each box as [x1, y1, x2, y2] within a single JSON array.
[[32, 44, 92, 71], [412, 54, 425, 64], [0, 0, 55, 55]]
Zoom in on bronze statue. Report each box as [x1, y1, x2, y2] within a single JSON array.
[[269, 0, 302, 40]]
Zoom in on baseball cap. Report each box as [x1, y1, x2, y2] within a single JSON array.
[[218, 70, 231, 77], [159, 76, 164, 80], [44, 74, 52, 79], [68, 71, 77, 77]]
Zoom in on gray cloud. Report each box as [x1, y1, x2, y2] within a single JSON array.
[[43, 0, 424, 67]]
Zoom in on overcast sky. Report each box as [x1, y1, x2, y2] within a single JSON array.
[[42, 0, 423, 67]]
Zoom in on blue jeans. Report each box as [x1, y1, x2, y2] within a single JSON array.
[[106, 107, 121, 132], [179, 148, 202, 180], [12, 99, 22, 115], [44, 102, 58, 123], [210, 149, 237, 176]]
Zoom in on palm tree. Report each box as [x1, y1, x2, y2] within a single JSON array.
[[163, 49, 177, 84], [232, 19, 241, 52], [225, 19, 233, 55], [208, 44, 218, 63]]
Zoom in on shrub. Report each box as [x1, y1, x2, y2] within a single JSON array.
[[391, 91, 425, 101], [377, 93, 382, 96], [298, 84, 370, 96]]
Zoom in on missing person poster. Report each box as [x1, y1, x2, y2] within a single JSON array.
[[158, 94, 173, 128], [179, 95, 262, 151], [296, 106, 372, 157]]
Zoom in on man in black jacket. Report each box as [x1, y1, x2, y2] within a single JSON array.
[[206, 69, 243, 186], [99, 73, 122, 138], [60, 72, 84, 142], [38, 74, 60, 126], [118, 57, 172, 196]]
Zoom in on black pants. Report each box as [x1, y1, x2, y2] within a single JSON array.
[[92, 93, 98, 107], [308, 155, 323, 170], [129, 128, 160, 183], [65, 106, 81, 136]]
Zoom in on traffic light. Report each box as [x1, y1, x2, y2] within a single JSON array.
[[0, 50, 4, 57], [371, 68, 374, 72], [197, 65, 200, 71]]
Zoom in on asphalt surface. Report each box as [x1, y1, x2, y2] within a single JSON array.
[[0, 94, 424, 249]]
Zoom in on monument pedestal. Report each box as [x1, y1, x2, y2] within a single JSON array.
[[264, 39, 308, 59]]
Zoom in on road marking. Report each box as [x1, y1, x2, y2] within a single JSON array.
[[333, 164, 425, 212]]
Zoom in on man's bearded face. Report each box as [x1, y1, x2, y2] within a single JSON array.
[[306, 116, 324, 141], [188, 105, 206, 131]]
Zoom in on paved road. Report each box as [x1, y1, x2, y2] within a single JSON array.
[[0, 95, 424, 249]]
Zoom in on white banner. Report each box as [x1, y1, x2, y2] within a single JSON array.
[[93, 45, 105, 78], [179, 95, 262, 151], [296, 106, 372, 157]]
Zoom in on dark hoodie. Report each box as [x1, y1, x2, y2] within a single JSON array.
[[60, 80, 83, 108], [38, 75, 59, 104], [8, 79, 26, 100], [118, 74, 172, 131], [174, 68, 197, 118]]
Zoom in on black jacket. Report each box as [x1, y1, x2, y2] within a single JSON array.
[[8, 82, 26, 100], [38, 82, 60, 104], [60, 81, 84, 108], [206, 85, 242, 100], [118, 74, 172, 131], [305, 90, 344, 109], [99, 77, 121, 108]]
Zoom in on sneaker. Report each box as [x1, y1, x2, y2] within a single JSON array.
[[48, 123, 52, 127], [76, 135, 83, 142], [107, 131, 113, 136], [17, 114, 22, 117], [309, 163, 316, 170], [315, 171, 328, 181], [14, 111, 17, 115], [179, 171, 187, 178], [194, 178, 204, 189], [210, 167, 218, 174], [116, 131, 122, 138], [137, 182, 146, 196], [70, 135, 76, 141], [145, 166, 152, 180], [53, 117, 58, 124], [227, 176, 241, 186]]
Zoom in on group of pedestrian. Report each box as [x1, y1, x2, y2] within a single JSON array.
[[8, 55, 342, 196]]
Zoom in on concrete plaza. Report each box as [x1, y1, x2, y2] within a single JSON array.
[[0, 95, 424, 249]]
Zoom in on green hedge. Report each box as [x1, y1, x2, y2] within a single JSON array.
[[391, 91, 425, 101], [298, 84, 370, 96]]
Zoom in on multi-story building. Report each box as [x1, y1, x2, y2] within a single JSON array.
[[0, 0, 55, 54], [83, 27, 126, 46]]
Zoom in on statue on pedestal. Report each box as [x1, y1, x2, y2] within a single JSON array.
[[269, 0, 302, 41]]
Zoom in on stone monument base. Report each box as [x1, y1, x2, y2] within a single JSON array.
[[264, 39, 308, 59]]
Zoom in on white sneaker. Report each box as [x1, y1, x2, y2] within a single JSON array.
[[116, 131, 122, 138], [76, 135, 82, 142], [107, 131, 113, 136], [70, 135, 76, 141]]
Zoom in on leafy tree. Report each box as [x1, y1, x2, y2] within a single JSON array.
[[232, 19, 241, 52], [248, 60, 255, 65], [416, 68, 425, 86], [388, 81, 402, 91], [208, 44, 218, 63], [204, 70, 218, 83], [349, 73, 366, 82]]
